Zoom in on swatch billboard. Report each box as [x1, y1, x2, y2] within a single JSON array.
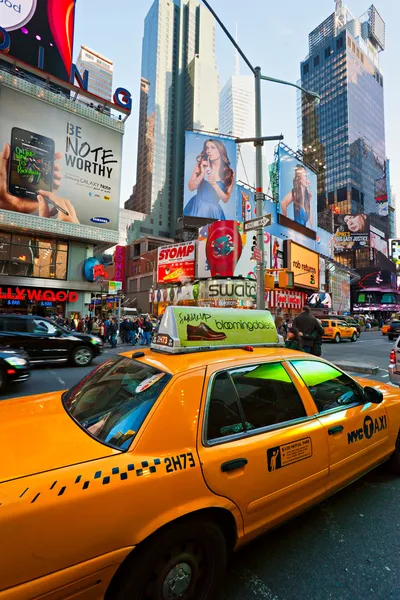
[[278, 146, 317, 231], [183, 131, 237, 221], [0, 85, 122, 233], [197, 221, 256, 280], [0, 0, 76, 82]]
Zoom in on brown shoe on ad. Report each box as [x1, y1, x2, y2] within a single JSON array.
[[187, 322, 227, 341]]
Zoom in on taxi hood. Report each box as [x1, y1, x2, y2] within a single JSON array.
[[0, 391, 118, 484]]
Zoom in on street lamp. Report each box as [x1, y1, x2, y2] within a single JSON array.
[[201, 0, 320, 310]]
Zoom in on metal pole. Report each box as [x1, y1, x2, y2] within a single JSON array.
[[117, 293, 121, 338], [254, 66, 265, 310]]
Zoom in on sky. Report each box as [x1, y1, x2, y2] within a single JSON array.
[[74, 0, 400, 230]]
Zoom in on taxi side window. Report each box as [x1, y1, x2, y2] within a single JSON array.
[[207, 372, 245, 440], [231, 363, 306, 430], [206, 363, 306, 442], [291, 360, 363, 413]]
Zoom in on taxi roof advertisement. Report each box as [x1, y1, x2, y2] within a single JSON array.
[[287, 240, 319, 290], [152, 306, 278, 353], [157, 241, 196, 284], [0, 86, 122, 235]]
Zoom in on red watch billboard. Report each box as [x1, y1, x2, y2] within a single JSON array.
[[157, 242, 196, 284]]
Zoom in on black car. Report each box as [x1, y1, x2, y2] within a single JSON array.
[[0, 315, 103, 367], [388, 320, 400, 341], [0, 347, 30, 392]]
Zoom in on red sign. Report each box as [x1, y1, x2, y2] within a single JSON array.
[[266, 289, 307, 309], [114, 246, 125, 284], [0, 288, 78, 303], [253, 248, 262, 262], [93, 264, 108, 280], [157, 242, 196, 284]]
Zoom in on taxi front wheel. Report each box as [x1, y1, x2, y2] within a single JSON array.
[[106, 518, 227, 600]]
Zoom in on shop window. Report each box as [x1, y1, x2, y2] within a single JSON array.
[[6, 234, 68, 280]]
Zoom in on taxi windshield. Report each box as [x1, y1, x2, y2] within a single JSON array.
[[63, 357, 172, 450]]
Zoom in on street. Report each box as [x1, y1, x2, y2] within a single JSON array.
[[2, 331, 400, 599]]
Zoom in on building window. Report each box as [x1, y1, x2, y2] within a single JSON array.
[[328, 191, 335, 205], [5, 234, 68, 280], [303, 63, 309, 75], [337, 187, 347, 202], [325, 46, 332, 59], [336, 37, 343, 50], [314, 55, 320, 67]]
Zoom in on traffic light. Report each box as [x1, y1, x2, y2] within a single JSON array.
[[251, 235, 257, 253], [277, 270, 294, 289], [310, 273, 315, 285], [264, 273, 274, 289]]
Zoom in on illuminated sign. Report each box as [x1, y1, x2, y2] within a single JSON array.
[[114, 246, 125, 284], [389, 239, 400, 265], [83, 257, 108, 282], [287, 241, 319, 290], [0, 287, 78, 302]]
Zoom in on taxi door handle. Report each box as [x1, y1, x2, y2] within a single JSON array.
[[328, 425, 344, 435], [221, 458, 248, 472]]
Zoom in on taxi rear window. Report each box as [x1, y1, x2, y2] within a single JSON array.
[[63, 357, 172, 450], [321, 321, 329, 327]]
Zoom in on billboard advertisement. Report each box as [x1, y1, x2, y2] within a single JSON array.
[[278, 146, 317, 231], [0, 0, 76, 82], [333, 214, 369, 252], [390, 239, 400, 265], [0, 86, 122, 232], [370, 226, 387, 257], [183, 131, 237, 221], [236, 184, 256, 222], [157, 241, 196, 284], [197, 221, 256, 280], [286, 241, 319, 290]]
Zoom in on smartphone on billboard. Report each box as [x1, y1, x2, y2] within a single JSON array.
[[8, 128, 55, 199]]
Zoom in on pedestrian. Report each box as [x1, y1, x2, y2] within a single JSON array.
[[99, 321, 106, 343], [312, 318, 323, 357], [87, 316, 93, 333], [275, 315, 287, 339], [109, 318, 118, 348], [285, 327, 303, 351], [141, 317, 153, 346], [92, 318, 100, 336], [293, 306, 324, 354], [104, 317, 110, 342]]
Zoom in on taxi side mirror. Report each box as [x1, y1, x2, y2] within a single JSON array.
[[363, 386, 383, 404]]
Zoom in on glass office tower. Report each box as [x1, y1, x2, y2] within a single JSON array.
[[300, 3, 392, 272]]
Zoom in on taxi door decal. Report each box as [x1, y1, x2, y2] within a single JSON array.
[[266, 437, 312, 472], [347, 415, 387, 444]]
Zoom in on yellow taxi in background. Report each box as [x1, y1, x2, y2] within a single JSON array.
[[382, 322, 391, 336], [321, 318, 358, 343], [1, 307, 399, 600]]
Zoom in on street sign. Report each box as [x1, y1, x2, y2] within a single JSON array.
[[109, 280, 123, 293], [253, 248, 262, 261], [244, 214, 272, 232]]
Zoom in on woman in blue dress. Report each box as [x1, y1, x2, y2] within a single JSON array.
[[184, 139, 235, 219], [281, 164, 313, 228]]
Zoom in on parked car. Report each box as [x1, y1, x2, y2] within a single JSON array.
[[0, 315, 103, 367], [387, 320, 400, 342], [0, 347, 30, 392], [321, 318, 358, 343]]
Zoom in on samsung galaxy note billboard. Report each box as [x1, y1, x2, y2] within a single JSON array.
[[0, 86, 121, 232], [0, 0, 76, 82]]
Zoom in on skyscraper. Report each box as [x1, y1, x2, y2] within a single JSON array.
[[300, 2, 393, 271], [75, 45, 114, 102], [219, 75, 255, 187], [131, 0, 219, 238]]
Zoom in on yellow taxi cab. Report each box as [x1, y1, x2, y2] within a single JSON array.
[[382, 322, 391, 336], [321, 317, 358, 343], [1, 306, 399, 600]]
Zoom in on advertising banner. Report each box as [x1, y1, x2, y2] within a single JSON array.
[[278, 146, 317, 231], [287, 241, 319, 290], [390, 239, 400, 265], [0, 0, 76, 82], [0, 86, 122, 232], [157, 241, 196, 284], [197, 279, 256, 309], [197, 221, 256, 280], [183, 131, 237, 221], [236, 184, 256, 222], [333, 214, 369, 252], [370, 230, 387, 257]]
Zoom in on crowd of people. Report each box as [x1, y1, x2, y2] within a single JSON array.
[[52, 314, 159, 348], [275, 306, 324, 356]]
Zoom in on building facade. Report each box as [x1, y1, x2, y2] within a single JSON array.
[[219, 75, 255, 187], [75, 45, 114, 103], [300, 3, 390, 265], [130, 0, 219, 239]]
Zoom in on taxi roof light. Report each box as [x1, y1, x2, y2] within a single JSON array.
[[151, 306, 283, 355]]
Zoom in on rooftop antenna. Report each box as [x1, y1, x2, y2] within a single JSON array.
[[335, 0, 347, 29]]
